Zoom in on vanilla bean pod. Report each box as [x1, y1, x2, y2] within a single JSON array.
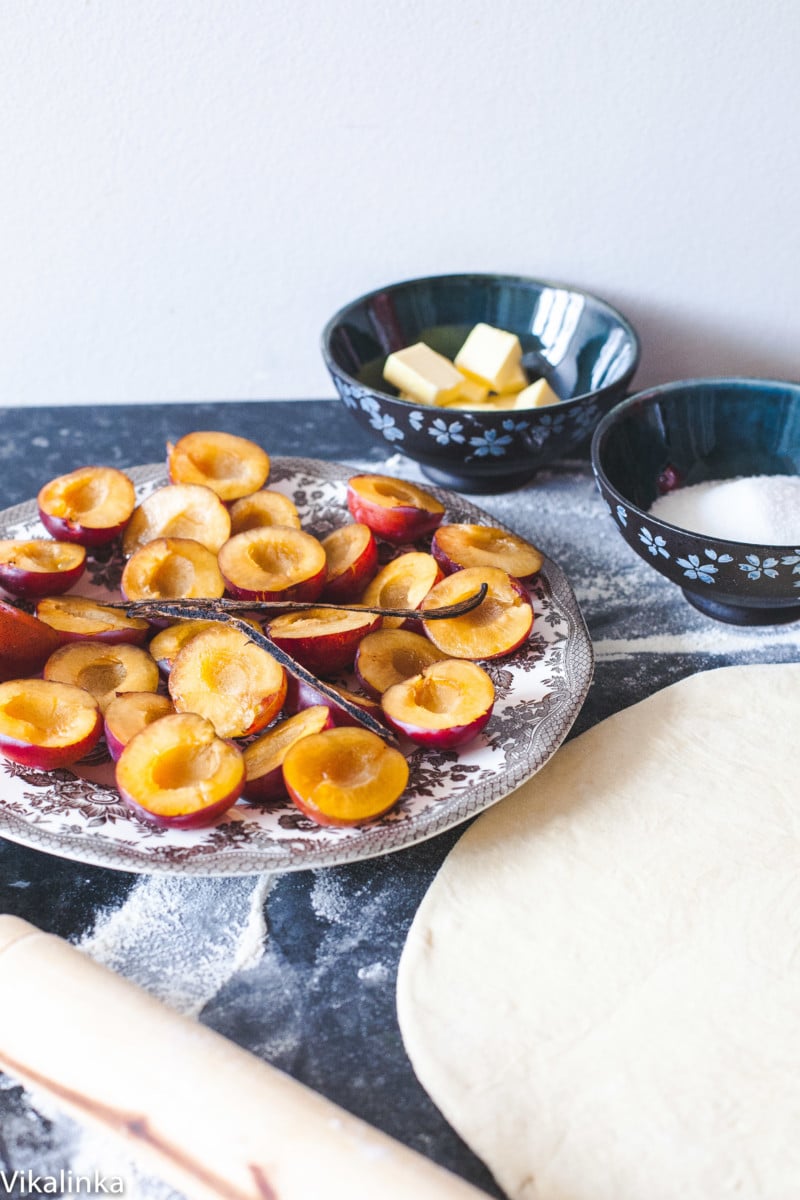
[[124, 603, 399, 746], [104, 585, 488, 623]]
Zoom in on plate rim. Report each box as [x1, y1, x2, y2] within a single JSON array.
[[0, 457, 594, 875]]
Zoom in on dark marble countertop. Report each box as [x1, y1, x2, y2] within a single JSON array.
[[0, 400, 798, 1198]]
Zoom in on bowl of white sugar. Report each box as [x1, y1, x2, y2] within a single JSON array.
[[591, 379, 800, 624]]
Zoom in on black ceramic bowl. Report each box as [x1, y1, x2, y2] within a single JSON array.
[[321, 273, 639, 493], [591, 378, 800, 625]]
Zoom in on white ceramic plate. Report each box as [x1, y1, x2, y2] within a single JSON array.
[[0, 458, 593, 875]]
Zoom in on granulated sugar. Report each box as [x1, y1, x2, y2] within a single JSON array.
[[649, 475, 800, 543]]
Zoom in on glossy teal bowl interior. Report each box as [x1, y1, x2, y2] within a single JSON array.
[[322, 273, 639, 493], [591, 378, 800, 624]]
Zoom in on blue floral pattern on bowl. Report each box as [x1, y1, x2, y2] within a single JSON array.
[[322, 273, 640, 493], [328, 362, 632, 493], [592, 379, 800, 625], [608, 504, 799, 593]]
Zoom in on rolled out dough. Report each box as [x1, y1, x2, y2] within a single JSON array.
[[397, 664, 800, 1200]]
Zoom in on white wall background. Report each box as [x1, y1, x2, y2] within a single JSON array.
[[0, 0, 798, 406]]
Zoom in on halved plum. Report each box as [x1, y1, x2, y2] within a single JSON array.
[[381, 659, 495, 748], [282, 726, 408, 826], [431, 524, 544, 582], [284, 675, 385, 729], [0, 601, 62, 682], [149, 616, 260, 674], [0, 678, 102, 768], [167, 431, 270, 501], [149, 620, 212, 675], [0, 540, 86, 599], [346, 475, 445, 544], [321, 523, 379, 603], [360, 552, 443, 630], [421, 566, 533, 660], [122, 484, 231, 557], [43, 640, 161, 713], [121, 537, 226, 602], [218, 527, 327, 603], [266, 608, 381, 677], [116, 712, 245, 828], [37, 467, 136, 547], [35, 596, 149, 646], [354, 628, 447, 699], [103, 691, 174, 761], [169, 623, 286, 739], [228, 490, 301, 535], [242, 705, 333, 804]]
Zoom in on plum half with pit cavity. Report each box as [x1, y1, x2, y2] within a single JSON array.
[[431, 523, 543, 581], [167, 431, 270, 501], [103, 691, 174, 761], [36, 596, 149, 646], [168, 623, 286, 739], [218, 527, 327, 603], [282, 726, 409, 827], [0, 540, 86, 599], [37, 466, 136, 547], [43, 640, 161, 714], [360, 552, 443, 631], [381, 658, 495, 749], [421, 567, 533, 660], [121, 537, 226, 603], [122, 484, 231, 557], [116, 712, 245, 828], [354, 628, 447, 699], [346, 475, 445, 544], [0, 679, 103, 768]]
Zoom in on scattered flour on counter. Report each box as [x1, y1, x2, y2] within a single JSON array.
[[310, 870, 350, 923], [357, 962, 390, 986], [79, 873, 273, 1016], [649, 475, 800, 543], [594, 624, 800, 661]]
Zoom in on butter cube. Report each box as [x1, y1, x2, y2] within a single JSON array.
[[512, 377, 561, 409], [441, 393, 516, 412], [455, 323, 523, 391], [452, 374, 490, 406], [493, 362, 528, 396], [441, 402, 492, 411], [384, 343, 463, 406]]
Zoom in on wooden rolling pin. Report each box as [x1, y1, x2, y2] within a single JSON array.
[[0, 916, 486, 1200]]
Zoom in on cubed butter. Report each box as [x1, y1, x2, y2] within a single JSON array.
[[512, 377, 561, 409], [384, 343, 464, 406], [452, 374, 490, 406], [483, 395, 518, 410], [493, 361, 528, 396], [442, 403, 490, 411], [440, 393, 516, 412], [454, 323, 523, 391]]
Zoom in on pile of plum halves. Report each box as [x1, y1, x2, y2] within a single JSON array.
[[0, 432, 542, 829]]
